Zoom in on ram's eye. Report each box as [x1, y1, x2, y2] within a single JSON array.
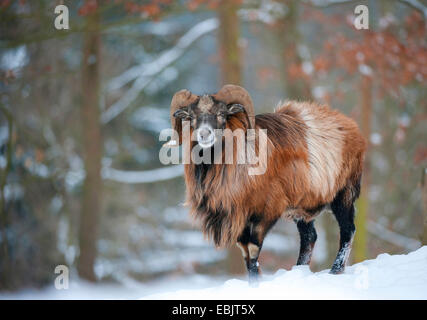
[[173, 108, 191, 119], [227, 103, 245, 115]]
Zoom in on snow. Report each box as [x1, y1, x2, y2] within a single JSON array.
[[130, 105, 170, 133], [101, 18, 219, 124], [0, 276, 225, 300], [1, 247, 426, 299], [238, 0, 286, 24], [0, 46, 28, 71], [102, 164, 184, 184], [143, 247, 427, 300]]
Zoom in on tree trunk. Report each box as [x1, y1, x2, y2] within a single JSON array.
[[218, 0, 241, 85], [77, 8, 102, 282], [217, 0, 245, 275], [421, 169, 427, 245], [276, 0, 312, 100], [353, 75, 372, 262], [0, 106, 12, 287]]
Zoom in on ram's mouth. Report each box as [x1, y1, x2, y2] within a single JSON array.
[[197, 136, 216, 148]]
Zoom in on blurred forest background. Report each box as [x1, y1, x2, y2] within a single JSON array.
[[0, 0, 426, 294]]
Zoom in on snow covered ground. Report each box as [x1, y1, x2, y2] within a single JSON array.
[[144, 246, 427, 300], [0, 275, 226, 300], [1, 247, 426, 300]]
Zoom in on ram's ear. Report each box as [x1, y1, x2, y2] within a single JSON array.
[[173, 107, 189, 119], [227, 103, 245, 115]]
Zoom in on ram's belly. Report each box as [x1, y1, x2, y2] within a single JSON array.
[[281, 208, 316, 221]]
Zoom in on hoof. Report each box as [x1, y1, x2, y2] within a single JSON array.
[[329, 267, 344, 275]]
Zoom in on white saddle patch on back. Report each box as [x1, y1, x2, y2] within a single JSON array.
[[298, 107, 344, 199]]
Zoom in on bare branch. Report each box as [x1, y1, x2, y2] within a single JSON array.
[[367, 220, 420, 251], [305, 0, 427, 18], [102, 165, 184, 184], [302, 0, 358, 8], [101, 18, 219, 124], [398, 0, 427, 18]]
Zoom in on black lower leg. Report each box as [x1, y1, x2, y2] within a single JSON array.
[[237, 227, 261, 284], [237, 225, 258, 283], [246, 243, 261, 284], [237, 216, 277, 284], [330, 189, 356, 274], [295, 219, 317, 265]]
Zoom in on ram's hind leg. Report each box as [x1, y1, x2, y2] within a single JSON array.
[[330, 183, 359, 274], [237, 215, 277, 285], [295, 219, 317, 266]]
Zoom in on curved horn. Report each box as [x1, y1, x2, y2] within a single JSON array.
[[166, 89, 199, 147], [213, 84, 255, 130]]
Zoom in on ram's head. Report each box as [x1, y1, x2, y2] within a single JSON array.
[[167, 84, 255, 148]]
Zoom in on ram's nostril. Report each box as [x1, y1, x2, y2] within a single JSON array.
[[198, 127, 213, 140]]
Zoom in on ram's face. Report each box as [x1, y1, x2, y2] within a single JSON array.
[[173, 95, 245, 149]]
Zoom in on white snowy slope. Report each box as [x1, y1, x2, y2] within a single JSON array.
[[0, 275, 226, 300], [142, 246, 427, 300]]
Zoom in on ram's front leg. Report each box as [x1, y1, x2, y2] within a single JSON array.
[[237, 216, 277, 285], [236, 240, 260, 285]]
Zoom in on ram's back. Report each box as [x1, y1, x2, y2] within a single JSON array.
[[256, 100, 366, 208]]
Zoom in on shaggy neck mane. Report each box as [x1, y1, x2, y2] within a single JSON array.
[[184, 113, 254, 247]]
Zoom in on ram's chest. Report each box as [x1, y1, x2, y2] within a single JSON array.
[[192, 181, 225, 215], [187, 164, 239, 246], [190, 164, 214, 209], [191, 189, 234, 247]]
